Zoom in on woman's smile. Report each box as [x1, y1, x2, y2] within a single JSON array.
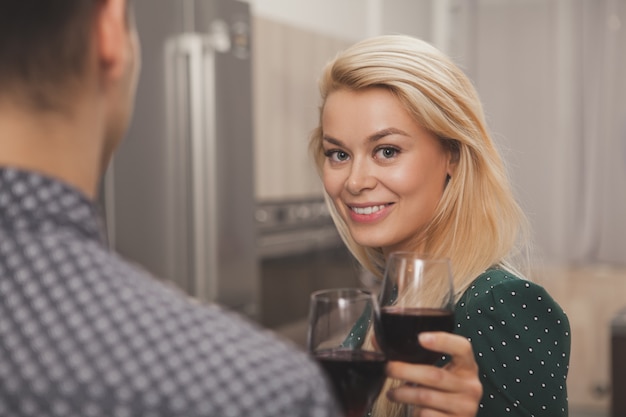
[[347, 202, 394, 223]]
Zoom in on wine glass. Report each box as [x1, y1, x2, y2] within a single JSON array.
[[375, 252, 455, 417], [307, 288, 387, 417]]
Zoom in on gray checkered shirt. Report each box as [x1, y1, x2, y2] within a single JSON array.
[[0, 167, 339, 417]]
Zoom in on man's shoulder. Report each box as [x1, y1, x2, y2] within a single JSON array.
[[1, 232, 339, 417]]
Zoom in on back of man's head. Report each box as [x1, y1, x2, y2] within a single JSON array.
[[0, 0, 100, 111]]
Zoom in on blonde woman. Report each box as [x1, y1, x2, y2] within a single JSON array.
[[310, 35, 570, 417]]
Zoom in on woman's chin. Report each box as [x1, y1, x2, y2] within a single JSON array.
[[349, 233, 392, 251]]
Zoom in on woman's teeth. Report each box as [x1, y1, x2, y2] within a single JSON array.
[[351, 205, 386, 215]]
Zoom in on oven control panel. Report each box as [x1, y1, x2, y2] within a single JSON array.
[[255, 198, 333, 232], [255, 198, 341, 258]]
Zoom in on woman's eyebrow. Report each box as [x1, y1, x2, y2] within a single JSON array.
[[323, 127, 409, 146], [368, 127, 409, 142], [322, 135, 343, 147]]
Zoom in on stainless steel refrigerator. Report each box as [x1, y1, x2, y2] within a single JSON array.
[[102, 0, 258, 318]]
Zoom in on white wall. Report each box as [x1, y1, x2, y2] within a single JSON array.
[[467, 0, 626, 267], [246, 0, 436, 42], [469, 1, 559, 262], [245, 0, 370, 41]]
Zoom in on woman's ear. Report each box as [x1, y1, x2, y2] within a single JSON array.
[[446, 143, 460, 178]]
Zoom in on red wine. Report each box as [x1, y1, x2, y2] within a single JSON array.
[[314, 349, 387, 417], [377, 307, 454, 364]]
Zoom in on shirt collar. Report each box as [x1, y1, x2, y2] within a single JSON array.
[[0, 167, 107, 245]]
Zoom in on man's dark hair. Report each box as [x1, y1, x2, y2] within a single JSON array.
[[0, 0, 100, 110]]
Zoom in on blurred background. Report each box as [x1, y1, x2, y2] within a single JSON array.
[[104, 1, 626, 416]]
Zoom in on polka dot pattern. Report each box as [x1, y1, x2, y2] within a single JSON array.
[[0, 168, 340, 417], [455, 269, 571, 416]]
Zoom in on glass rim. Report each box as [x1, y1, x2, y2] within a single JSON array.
[[309, 288, 374, 302], [386, 251, 452, 263]]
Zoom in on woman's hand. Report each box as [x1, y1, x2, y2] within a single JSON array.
[[385, 332, 483, 417]]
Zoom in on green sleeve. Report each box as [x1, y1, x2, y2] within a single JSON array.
[[454, 270, 571, 417]]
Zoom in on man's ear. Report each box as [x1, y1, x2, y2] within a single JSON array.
[[95, 0, 130, 81]]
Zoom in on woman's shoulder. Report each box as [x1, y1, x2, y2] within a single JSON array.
[[456, 268, 569, 330], [464, 267, 527, 291], [459, 267, 555, 305]]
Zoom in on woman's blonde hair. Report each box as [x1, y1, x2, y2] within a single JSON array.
[[309, 34, 530, 416]]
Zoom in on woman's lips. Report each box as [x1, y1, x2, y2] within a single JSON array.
[[347, 203, 393, 223]]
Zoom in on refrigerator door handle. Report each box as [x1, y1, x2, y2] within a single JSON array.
[[164, 29, 228, 302]]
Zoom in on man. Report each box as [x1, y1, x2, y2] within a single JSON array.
[[0, 1, 339, 416]]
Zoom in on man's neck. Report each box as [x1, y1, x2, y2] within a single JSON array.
[[0, 97, 105, 200]]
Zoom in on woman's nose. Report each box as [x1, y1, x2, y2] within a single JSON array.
[[345, 160, 376, 195]]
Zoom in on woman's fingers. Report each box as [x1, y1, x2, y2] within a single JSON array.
[[386, 383, 479, 416], [386, 361, 456, 393], [385, 360, 482, 403], [419, 332, 478, 373], [384, 332, 483, 416]]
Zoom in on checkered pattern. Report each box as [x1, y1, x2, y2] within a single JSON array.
[[0, 167, 339, 417]]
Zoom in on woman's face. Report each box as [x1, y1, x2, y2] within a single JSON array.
[[321, 87, 454, 254]]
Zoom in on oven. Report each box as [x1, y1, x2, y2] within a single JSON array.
[[255, 198, 362, 346]]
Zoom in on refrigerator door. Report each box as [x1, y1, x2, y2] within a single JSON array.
[[104, 0, 258, 317]]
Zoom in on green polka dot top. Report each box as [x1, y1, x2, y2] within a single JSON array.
[[455, 268, 571, 416]]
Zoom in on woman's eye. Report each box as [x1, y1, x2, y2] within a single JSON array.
[[376, 147, 398, 159], [325, 150, 350, 162]]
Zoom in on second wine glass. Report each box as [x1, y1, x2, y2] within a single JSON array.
[[308, 288, 387, 417]]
